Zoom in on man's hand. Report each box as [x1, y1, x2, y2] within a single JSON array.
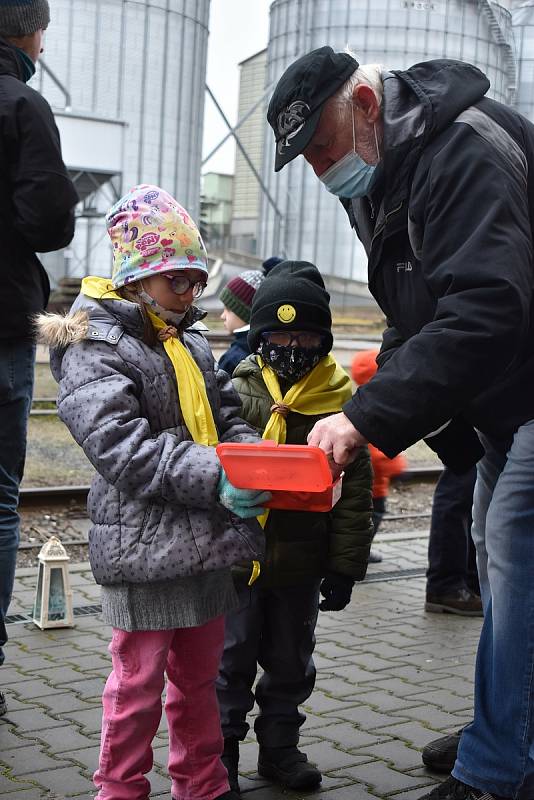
[[307, 412, 367, 468]]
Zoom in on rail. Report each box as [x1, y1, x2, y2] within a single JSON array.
[[19, 466, 441, 507]]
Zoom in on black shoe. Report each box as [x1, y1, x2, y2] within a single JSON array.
[[0, 692, 6, 717], [425, 589, 483, 617], [258, 745, 322, 790], [221, 738, 240, 795], [422, 727, 465, 772], [419, 776, 510, 800], [175, 793, 240, 800]]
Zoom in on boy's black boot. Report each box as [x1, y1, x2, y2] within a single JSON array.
[[258, 745, 322, 790], [221, 737, 240, 795]]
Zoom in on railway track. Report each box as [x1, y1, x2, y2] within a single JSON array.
[[19, 467, 441, 508]]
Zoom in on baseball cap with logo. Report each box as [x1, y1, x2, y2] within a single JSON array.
[[268, 46, 359, 172]]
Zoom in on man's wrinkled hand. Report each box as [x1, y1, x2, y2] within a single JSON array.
[[307, 412, 367, 467]]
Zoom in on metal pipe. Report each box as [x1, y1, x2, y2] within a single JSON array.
[[38, 58, 72, 110], [205, 84, 284, 254], [202, 81, 275, 166]]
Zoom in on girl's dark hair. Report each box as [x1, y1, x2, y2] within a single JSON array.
[[116, 285, 157, 345]]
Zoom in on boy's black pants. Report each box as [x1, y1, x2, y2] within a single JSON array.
[[217, 580, 321, 747]]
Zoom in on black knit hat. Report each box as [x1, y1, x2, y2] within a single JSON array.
[[0, 0, 50, 37], [248, 260, 332, 353]]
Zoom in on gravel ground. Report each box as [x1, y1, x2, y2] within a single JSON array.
[[17, 480, 436, 568]]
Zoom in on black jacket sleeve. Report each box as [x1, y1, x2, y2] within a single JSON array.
[[9, 90, 78, 252], [343, 124, 533, 456]]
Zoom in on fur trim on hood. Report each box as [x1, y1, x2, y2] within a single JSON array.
[[34, 310, 89, 348]]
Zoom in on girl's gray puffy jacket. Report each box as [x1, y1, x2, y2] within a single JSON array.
[[38, 293, 265, 587]]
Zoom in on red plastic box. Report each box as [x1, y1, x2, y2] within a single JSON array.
[[216, 441, 343, 512]]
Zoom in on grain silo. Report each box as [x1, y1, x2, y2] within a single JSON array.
[[35, 0, 210, 279], [513, 1, 534, 121], [259, 0, 516, 280]]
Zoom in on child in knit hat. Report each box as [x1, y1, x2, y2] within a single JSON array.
[[219, 270, 264, 376], [36, 185, 270, 800], [217, 260, 373, 794]]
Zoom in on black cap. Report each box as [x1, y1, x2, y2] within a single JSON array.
[[248, 260, 333, 354], [268, 47, 359, 172]]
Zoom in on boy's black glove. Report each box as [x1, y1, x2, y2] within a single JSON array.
[[319, 572, 355, 611]]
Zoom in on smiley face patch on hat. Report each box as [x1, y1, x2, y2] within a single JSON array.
[[277, 304, 296, 324]]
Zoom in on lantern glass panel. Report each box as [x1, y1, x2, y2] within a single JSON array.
[[33, 564, 43, 619], [48, 567, 66, 621]]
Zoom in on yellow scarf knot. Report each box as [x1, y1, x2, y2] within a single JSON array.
[[270, 402, 290, 418], [157, 325, 178, 341]]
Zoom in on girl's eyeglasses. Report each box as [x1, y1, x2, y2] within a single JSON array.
[[163, 274, 207, 299], [262, 331, 324, 349]]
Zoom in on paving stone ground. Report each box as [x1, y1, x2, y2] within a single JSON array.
[[1, 531, 481, 800]]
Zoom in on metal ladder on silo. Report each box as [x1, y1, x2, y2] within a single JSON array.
[[476, 0, 517, 105]]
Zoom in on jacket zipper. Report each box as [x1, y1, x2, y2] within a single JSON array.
[[371, 201, 403, 246]]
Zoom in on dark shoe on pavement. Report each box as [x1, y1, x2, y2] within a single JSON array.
[[221, 738, 240, 795], [425, 589, 483, 617], [368, 548, 383, 563], [175, 792, 240, 800], [258, 745, 322, 790], [422, 726, 465, 772], [0, 692, 6, 717], [419, 775, 509, 800]]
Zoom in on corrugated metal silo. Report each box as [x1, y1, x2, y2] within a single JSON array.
[[513, 1, 534, 121], [35, 0, 210, 277], [259, 0, 516, 280]]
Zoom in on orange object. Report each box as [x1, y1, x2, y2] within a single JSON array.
[[369, 445, 407, 498], [216, 441, 342, 512], [351, 349, 379, 386], [350, 349, 407, 497]]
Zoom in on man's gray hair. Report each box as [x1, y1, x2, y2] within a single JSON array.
[[330, 49, 384, 118]]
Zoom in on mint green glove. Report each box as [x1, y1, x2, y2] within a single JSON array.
[[217, 470, 271, 519]]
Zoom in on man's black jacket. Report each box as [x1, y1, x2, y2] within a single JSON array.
[[341, 59, 534, 465], [0, 37, 78, 339]]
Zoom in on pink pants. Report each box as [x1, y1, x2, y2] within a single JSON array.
[[94, 616, 229, 800]]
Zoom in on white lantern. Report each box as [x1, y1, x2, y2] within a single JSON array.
[[32, 536, 74, 629]]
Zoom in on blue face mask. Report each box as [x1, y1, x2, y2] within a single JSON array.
[[319, 150, 376, 198], [319, 107, 379, 198]]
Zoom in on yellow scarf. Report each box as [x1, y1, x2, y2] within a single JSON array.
[[81, 276, 218, 446], [259, 353, 352, 444], [256, 353, 352, 527]]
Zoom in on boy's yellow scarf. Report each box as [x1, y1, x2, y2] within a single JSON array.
[[256, 353, 352, 527], [81, 276, 218, 446], [258, 353, 352, 444]]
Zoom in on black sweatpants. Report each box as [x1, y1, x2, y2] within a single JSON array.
[[217, 580, 321, 747]]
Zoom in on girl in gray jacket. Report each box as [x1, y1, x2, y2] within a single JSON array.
[[37, 185, 268, 800]]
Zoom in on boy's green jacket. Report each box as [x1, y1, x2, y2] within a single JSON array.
[[233, 355, 374, 588]]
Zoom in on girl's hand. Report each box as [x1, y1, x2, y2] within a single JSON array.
[[217, 470, 271, 518]]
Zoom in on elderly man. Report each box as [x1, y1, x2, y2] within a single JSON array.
[[268, 47, 534, 800], [0, 0, 78, 715]]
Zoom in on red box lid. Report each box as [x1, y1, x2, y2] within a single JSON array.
[[216, 441, 334, 493]]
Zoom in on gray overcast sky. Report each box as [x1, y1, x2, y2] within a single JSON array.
[[202, 0, 272, 175]]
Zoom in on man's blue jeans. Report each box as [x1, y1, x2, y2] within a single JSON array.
[[453, 420, 534, 797], [0, 339, 35, 667]]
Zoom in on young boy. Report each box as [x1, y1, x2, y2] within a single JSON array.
[[216, 260, 374, 793], [218, 270, 264, 376]]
